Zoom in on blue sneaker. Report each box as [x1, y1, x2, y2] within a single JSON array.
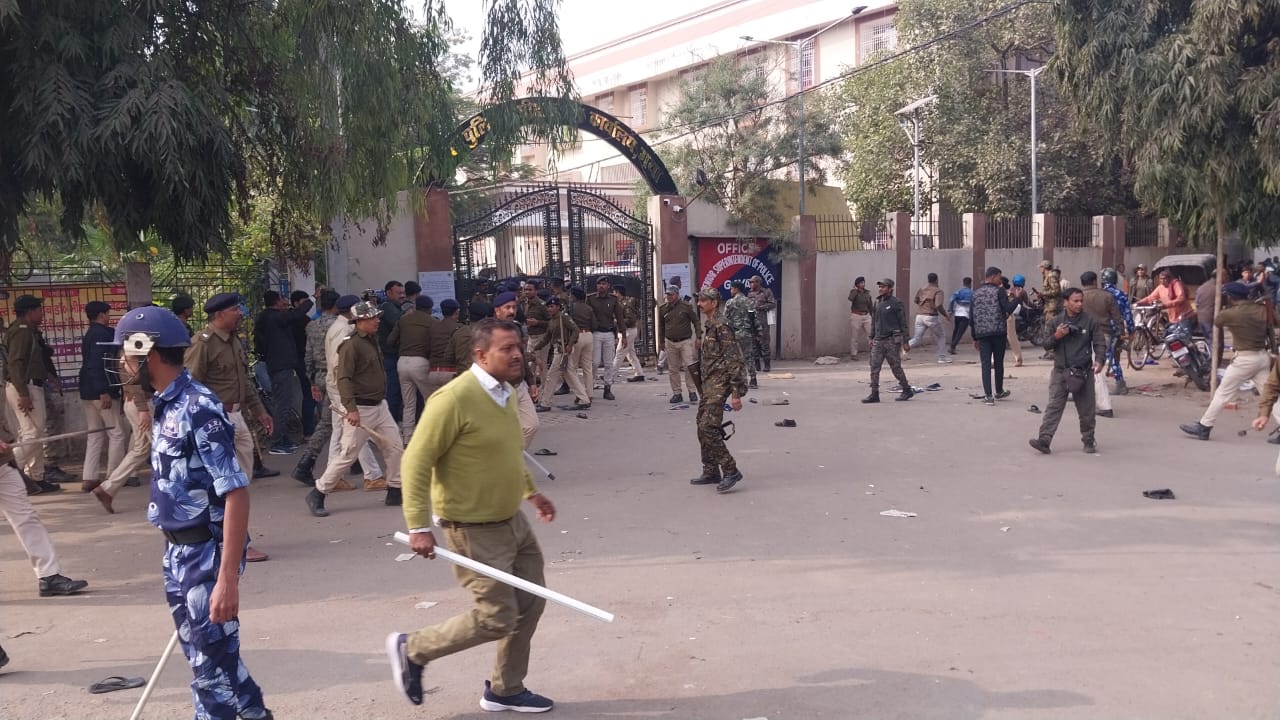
[[385, 633, 424, 705], [479, 680, 553, 713]]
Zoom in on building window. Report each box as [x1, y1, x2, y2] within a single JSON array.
[[861, 20, 898, 62], [799, 41, 814, 88], [595, 93, 614, 113], [628, 85, 647, 127]]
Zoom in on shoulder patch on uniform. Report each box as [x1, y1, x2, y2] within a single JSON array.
[[200, 333, 210, 339]]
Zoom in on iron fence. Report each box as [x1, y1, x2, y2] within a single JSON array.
[[0, 263, 127, 389], [1126, 215, 1159, 247], [1055, 215, 1094, 248], [152, 260, 276, 328], [815, 215, 889, 252], [986, 216, 1035, 249], [912, 212, 964, 249]]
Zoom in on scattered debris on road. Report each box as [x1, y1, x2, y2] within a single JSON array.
[[879, 509, 917, 518]]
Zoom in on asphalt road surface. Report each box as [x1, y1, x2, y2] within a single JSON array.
[[2, 349, 1277, 719]]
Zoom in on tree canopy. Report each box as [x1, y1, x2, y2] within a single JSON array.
[[829, 0, 1137, 219], [1052, 0, 1280, 246], [0, 0, 576, 264], [658, 55, 842, 233]]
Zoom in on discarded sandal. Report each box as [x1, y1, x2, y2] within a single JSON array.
[[89, 676, 146, 694], [774, 419, 797, 428], [1143, 488, 1176, 500], [533, 449, 557, 456]]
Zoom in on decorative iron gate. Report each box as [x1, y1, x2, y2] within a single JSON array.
[[451, 184, 656, 358]]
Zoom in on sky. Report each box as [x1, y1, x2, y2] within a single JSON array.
[[440, 0, 728, 71]]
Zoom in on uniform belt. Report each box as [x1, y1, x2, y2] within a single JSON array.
[[162, 525, 215, 545], [355, 399, 381, 407], [437, 516, 512, 530], [29, 379, 44, 387], [666, 335, 692, 342], [851, 311, 869, 315], [594, 328, 617, 333]]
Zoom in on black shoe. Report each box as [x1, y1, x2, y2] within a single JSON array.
[[716, 470, 743, 493], [292, 458, 316, 486], [573, 402, 592, 410], [305, 489, 329, 517], [253, 466, 280, 479], [1028, 438, 1051, 454], [1269, 433, 1280, 445], [748, 379, 758, 389], [754, 359, 762, 371], [350, 460, 363, 475], [669, 393, 683, 404], [995, 390, 1011, 400], [124, 476, 141, 487], [763, 362, 772, 372], [0, 643, 8, 669], [1179, 422, 1211, 440], [39, 574, 88, 597], [385, 487, 402, 506], [43, 466, 76, 484], [536, 405, 551, 413], [690, 474, 720, 485], [982, 396, 995, 406], [895, 389, 914, 401], [28, 478, 62, 495], [626, 375, 645, 383], [1114, 381, 1129, 396], [1083, 442, 1097, 454], [602, 385, 615, 401], [385, 633, 425, 706], [1097, 409, 1114, 418], [553, 385, 570, 396], [480, 679, 553, 713], [688, 392, 698, 403], [862, 393, 880, 404]]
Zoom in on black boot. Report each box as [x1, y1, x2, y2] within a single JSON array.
[[861, 392, 880, 404], [350, 460, 363, 475], [554, 383, 570, 395], [895, 388, 914, 401], [253, 451, 280, 479], [0, 642, 8, 669], [690, 473, 719, 485], [292, 456, 316, 486], [385, 487, 402, 506], [1179, 422, 1211, 440], [716, 470, 743, 493], [602, 385, 615, 401], [39, 574, 88, 597], [763, 359, 772, 372], [306, 488, 329, 517]]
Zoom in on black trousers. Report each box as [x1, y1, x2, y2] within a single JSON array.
[[949, 317, 971, 352], [977, 335, 1007, 397]]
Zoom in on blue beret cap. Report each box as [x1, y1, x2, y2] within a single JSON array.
[[440, 298, 460, 312], [493, 291, 518, 308], [415, 295, 434, 310], [204, 292, 241, 314], [336, 294, 360, 311], [1223, 281, 1250, 299]]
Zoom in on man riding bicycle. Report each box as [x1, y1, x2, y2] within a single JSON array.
[[1137, 270, 1192, 324]]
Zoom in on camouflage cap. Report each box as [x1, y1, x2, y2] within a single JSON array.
[[1038, 259, 1053, 270], [350, 301, 383, 320], [875, 278, 895, 288], [697, 288, 722, 302]]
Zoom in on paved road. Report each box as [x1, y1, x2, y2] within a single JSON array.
[[2, 348, 1278, 719]]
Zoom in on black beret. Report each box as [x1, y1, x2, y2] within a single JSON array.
[[14, 295, 42, 312]]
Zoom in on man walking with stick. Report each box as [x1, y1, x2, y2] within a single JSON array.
[[387, 317, 558, 713], [109, 305, 272, 720]]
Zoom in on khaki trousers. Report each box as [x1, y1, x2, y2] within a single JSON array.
[[569, 333, 594, 397], [850, 313, 871, 358], [664, 338, 698, 394], [81, 399, 127, 482], [1201, 350, 1272, 428], [612, 327, 642, 375], [397, 355, 433, 440], [526, 339, 549, 392], [103, 402, 152, 496], [515, 382, 538, 449], [323, 382, 383, 479], [540, 348, 590, 406], [227, 410, 258, 481], [316, 401, 403, 494], [6, 383, 46, 479], [0, 464, 60, 577], [406, 511, 545, 697], [1006, 315, 1023, 363]]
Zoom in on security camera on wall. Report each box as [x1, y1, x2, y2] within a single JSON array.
[[671, 204, 685, 214]]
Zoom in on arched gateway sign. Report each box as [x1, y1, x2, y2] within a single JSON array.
[[453, 97, 679, 195]]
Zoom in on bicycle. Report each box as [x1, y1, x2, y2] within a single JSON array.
[[1127, 304, 1171, 370]]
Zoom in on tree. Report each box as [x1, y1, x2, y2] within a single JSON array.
[[659, 56, 843, 234], [1051, 0, 1280, 389], [0, 0, 576, 264], [829, 0, 1137, 219]]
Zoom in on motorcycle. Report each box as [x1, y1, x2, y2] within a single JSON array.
[[1164, 317, 1210, 391], [1016, 292, 1046, 345]]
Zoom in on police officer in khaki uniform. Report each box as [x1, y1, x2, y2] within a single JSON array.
[[429, 299, 462, 384], [658, 285, 702, 403], [185, 292, 273, 562], [390, 295, 437, 440], [306, 301, 404, 517], [4, 295, 64, 484]]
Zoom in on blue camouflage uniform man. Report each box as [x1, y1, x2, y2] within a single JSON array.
[[1100, 268, 1133, 395], [723, 281, 759, 389], [690, 288, 748, 493], [110, 306, 272, 720]]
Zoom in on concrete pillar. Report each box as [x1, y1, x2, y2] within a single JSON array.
[[413, 188, 454, 273], [796, 215, 817, 358], [1035, 213, 1055, 265], [1157, 218, 1177, 248], [125, 262, 152, 309], [888, 212, 912, 302], [963, 213, 987, 286], [1109, 215, 1127, 271], [648, 195, 691, 300]]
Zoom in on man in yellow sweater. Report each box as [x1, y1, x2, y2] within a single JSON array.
[[387, 318, 558, 713]]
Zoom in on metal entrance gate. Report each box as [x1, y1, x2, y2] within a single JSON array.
[[452, 184, 656, 358]]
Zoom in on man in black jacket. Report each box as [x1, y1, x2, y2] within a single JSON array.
[[1030, 288, 1107, 455], [254, 290, 313, 454], [863, 278, 913, 403], [78, 301, 127, 495], [970, 267, 1015, 405]]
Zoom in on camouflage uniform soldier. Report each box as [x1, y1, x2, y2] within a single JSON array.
[[863, 278, 914, 403], [690, 289, 748, 494], [292, 290, 340, 484], [724, 281, 758, 389], [1038, 260, 1062, 358]]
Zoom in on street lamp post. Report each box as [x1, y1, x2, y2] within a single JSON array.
[[991, 65, 1046, 214], [741, 6, 865, 217], [894, 94, 937, 243]]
